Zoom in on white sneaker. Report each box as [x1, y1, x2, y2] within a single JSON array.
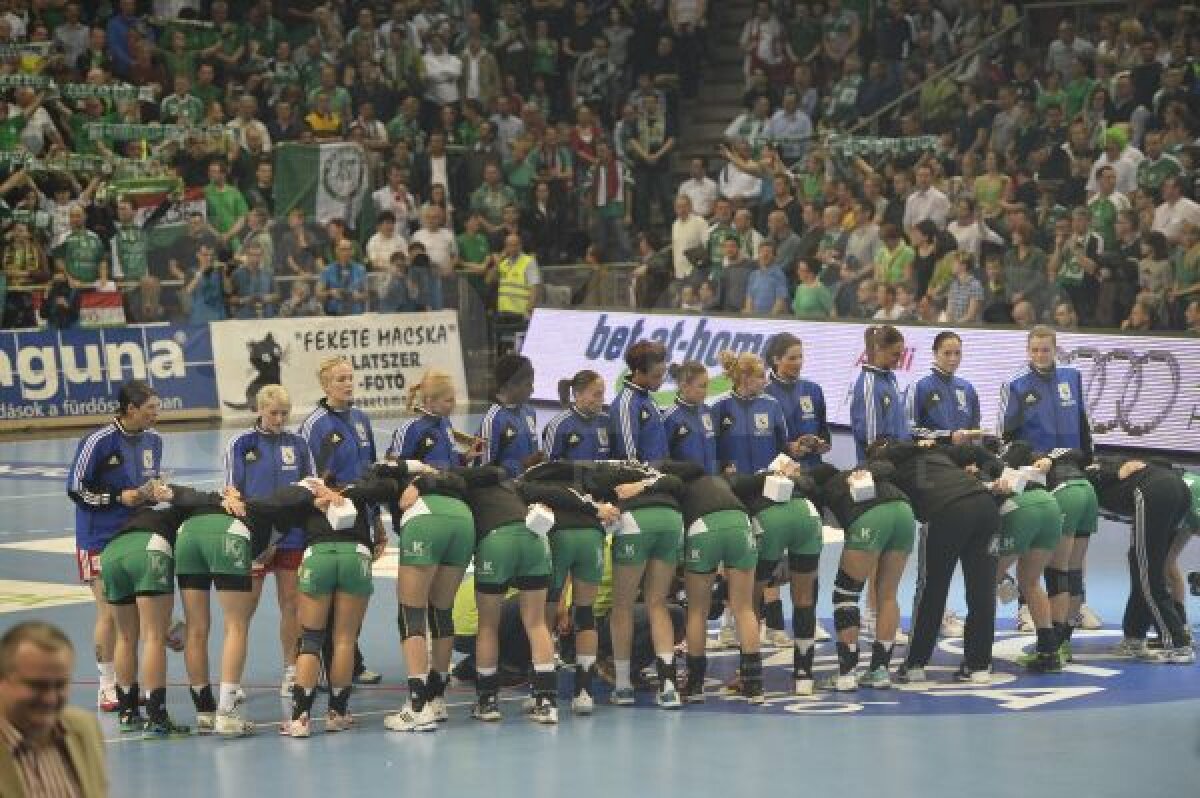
[[1076, 604, 1103, 630], [215, 708, 256, 737], [940, 610, 965, 638], [815, 621, 831, 642], [384, 702, 437, 732], [1016, 605, 1035, 633], [893, 629, 909, 646], [953, 664, 991, 685], [325, 711, 354, 732], [285, 713, 310, 738], [429, 696, 448, 723], [280, 667, 296, 698], [1168, 646, 1196, 665], [1109, 638, 1147, 657], [529, 697, 558, 724], [195, 711, 215, 734], [794, 677, 814, 696], [818, 672, 858, 692], [717, 623, 738, 649], [656, 680, 682, 709], [571, 689, 594, 715], [761, 625, 791, 648], [97, 685, 119, 713]]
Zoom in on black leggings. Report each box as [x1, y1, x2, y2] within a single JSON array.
[[906, 493, 1000, 671], [1123, 474, 1192, 647]]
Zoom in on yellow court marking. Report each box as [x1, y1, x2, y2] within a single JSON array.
[[0, 536, 77, 554], [0, 579, 92, 613]]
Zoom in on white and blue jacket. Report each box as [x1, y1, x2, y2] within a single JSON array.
[[388, 412, 459, 469], [662, 398, 719, 475], [542, 406, 612, 462], [711, 391, 790, 474], [998, 364, 1093, 458], [479, 401, 540, 477], [850, 365, 911, 463], [225, 425, 315, 550], [608, 379, 668, 463], [906, 367, 981, 440], [765, 369, 829, 468], [67, 420, 163, 551]]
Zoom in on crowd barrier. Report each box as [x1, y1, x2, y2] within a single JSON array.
[[521, 309, 1200, 455]]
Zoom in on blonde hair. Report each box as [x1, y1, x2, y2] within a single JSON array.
[[255, 384, 291, 411], [407, 369, 456, 412], [1028, 325, 1057, 345], [718, 350, 765, 388], [317, 356, 351, 387]]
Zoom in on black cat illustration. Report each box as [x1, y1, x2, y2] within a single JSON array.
[[224, 333, 284, 410]]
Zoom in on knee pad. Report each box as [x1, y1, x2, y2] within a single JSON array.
[[1067, 569, 1085, 598], [397, 604, 428, 640], [572, 604, 596, 632], [428, 606, 454, 639], [832, 569, 864, 632], [1044, 568, 1069, 598], [297, 626, 326, 657]]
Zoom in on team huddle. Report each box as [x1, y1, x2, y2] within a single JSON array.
[[65, 324, 1200, 739]]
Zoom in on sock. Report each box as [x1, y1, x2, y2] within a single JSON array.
[[329, 686, 352, 714], [291, 685, 315, 719], [145, 687, 167, 723], [476, 669, 499, 698], [792, 604, 816, 640], [217, 682, 240, 714], [614, 659, 632, 690], [1035, 627, 1058, 655], [116, 683, 137, 714], [836, 642, 859, 675], [869, 641, 894, 671], [532, 663, 556, 700], [574, 664, 593, 695], [655, 653, 677, 688], [1063, 622, 1077, 643], [793, 642, 815, 678], [763, 599, 785, 631], [739, 650, 763, 692], [98, 662, 116, 689], [685, 655, 706, 690], [427, 670, 447, 699], [408, 674, 428, 711], [189, 685, 216, 712]]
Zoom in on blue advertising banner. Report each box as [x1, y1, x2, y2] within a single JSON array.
[[0, 324, 218, 425]]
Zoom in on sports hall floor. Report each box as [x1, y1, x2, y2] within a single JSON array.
[[0, 412, 1197, 798]]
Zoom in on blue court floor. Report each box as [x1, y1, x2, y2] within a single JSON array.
[[0, 413, 1197, 798]]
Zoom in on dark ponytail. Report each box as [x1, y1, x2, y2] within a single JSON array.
[[864, 324, 903, 356], [558, 369, 601, 407]]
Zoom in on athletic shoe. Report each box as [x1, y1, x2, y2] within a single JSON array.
[[472, 694, 502, 722], [742, 683, 765, 705], [165, 619, 186, 652], [195, 711, 215, 734], [996, 575, 1018, 604], [97, 686, 119, 713], [1076, 604, 1103, 630], [793, 676, 814, 696], [280, 666, 296, 698], [893, 629, 909, 646], [760, 624, 791, 648], [118, 709, 144, 733], [571, 689, 594, 715], [858, 667, 891, 689], [1109, 638, 1147, 657], [1168, 646, 1196, 665], [817, 673, 858, 692], [682, 679, 706, 704], [429, 696, 449, 723], [609, 687, 636, 706], [284, 713, 311, 738], [326, 711, 354, 731], [656, 680, 682, 709], [143, 716, 192, 740], [953, 664, 991, 684], [815, 621, 831, 642], [529, 696, 558, 724], [721, 671, 742, 695], [384, 703, 437, 732], [1135, 647, 1172, 663], [1016, 605, 1035, 633], [895, 665, 928, 685], [215, 708, 256, 737], [940, 610, 965, 638], [1022, 652, 1063, 673], [716, 623, 738, 649], [353, 668, 382, 685]]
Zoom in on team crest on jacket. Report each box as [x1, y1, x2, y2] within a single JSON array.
[[721, 414, 734, 429], [355, 422, 368, 441], [1058, 382, 1074, 405], [142, 449, 154, 470], [281, 446, 295, 466], [702, 414, 714, 433], [955, 388, 968, 410], [881, 395, 892, 408], [1023, 391, 1038, 406], [108, 455, 121, 465], [754, 413, 770, 431], [799, 396, 814, 415], [640, 408, 651, 423], [597, 428, 609, 446]]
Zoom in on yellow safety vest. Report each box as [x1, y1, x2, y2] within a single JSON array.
[[497, 253, 533, 316]]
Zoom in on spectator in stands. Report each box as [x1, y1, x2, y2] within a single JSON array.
[[670, 195, 708, 284], [493, 231, 541, 321], [731, 207, 765, 262], [712, 236, 751, 313], [744, 240, 789, 315], [903, 164, 951, 232], [1005, 220, 1051, 318], [585, 139, 633, 263], [627, 91, 676, 231], [1185, 300, 1200, 335], [54, 204, 106, 287], [716, 138, 765, 207], [945, 252, 985, 323], [379, 252, 429, 313], [411, 204, 458, 280], [524, 180, 568, 267], [229, 242, 279, 319], [186, 243, 229, 324], [204, 161, 249, 246], [2, 220, 44, 328], [874, 223, 913, 289], [279, 278, 323, 319], [1054, 300, 1080, 330], [791, 256, 833, 319], [319, 239, 369, 316], [1153, 176, 1200, 245], [367, 211, 408, 276], [470, 162, 518, 235], [678, 158, 718, 220]]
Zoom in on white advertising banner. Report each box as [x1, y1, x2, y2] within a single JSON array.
[[212, 311, 467, 420], [521, 309, 1200, 453]]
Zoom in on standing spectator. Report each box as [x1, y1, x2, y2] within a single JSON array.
[[903, 164, 950, 232], [1152, 176, 1200, 245], [1087, 165, 1130, 250], [366, 211, 408, 276], [1047, 20, 1095, 84], [470, 162, 518, 234], [744, 241, 788, 315], [1004, 220, 1051, 318], [1136, 231, 1172, 324], [229, 242, 279, 319], [186, 243, 229, 323], [766, 210, 803, 275], [626, 92, 676, 232], [740, 1, 785, 81], [2, 221, 45, 328], [411, 205, 459, 283], [1049, 208, 1103, 324], [204, 162, 249, 244], [584, 139, 633, 262], [670, 195, 708, 283], [319, 240, 369, 316], [413, 132, 463, 209], [571, 36, 619, 116], [459, 34, 502, 110], [54, 204, 106, 286], [791, 257, 833, 319], [945, 253, 985, 323], [422, 33, 462, 116]]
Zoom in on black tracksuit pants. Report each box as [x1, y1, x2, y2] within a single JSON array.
[[906, 493, 1000, 671], [1123, 474, 1192, 647]]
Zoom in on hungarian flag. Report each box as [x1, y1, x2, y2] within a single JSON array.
[[273, 142, 370, 228]]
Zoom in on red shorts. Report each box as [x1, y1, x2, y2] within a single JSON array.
[[252, 548, 304, 578], [76, 548, 102, 584]]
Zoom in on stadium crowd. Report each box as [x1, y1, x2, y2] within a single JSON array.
[[0, 0, 1196, 336]]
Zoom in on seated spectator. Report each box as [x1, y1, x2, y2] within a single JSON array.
[[366, 211, 408, 275], [632, 230, 672, 309], [1136, 230, 1172, 323], [38, 263, 79, 330], [790, 257, 833, 319], [279, 278, 324, 318], [677, 158, 718, 220], [1054, 300, 1079, 330], [873, 223, 913, 288], [944, 253, 984, 324], [744, 241, 789, 316], [229, 243, 279, 319], [714, 237, 752, 313], [1120, 297, 1157, 332], [1185, 299, 1200, 336], [872, 282, 907, 321], [379, 252, 430, 313], [318, 240, 369, 316], [1012, 298, 1038, 328], [982, 253, 1012, 323]]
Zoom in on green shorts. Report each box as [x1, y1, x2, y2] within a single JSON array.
[[844, 500, 916, 553], [550, 527, 606, 590], [175, 513, 252, 576], [755, 498, 823, 563], [994, 491, 1063, 557], [684, 509, 757, 574], [612, 506, 684, 566], [100, 531, 174, 604], [298, 541, 375, 597], [398, 495, 475, 567], [474, 522, 552, 589], [1053, 479, 1099, 537]]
